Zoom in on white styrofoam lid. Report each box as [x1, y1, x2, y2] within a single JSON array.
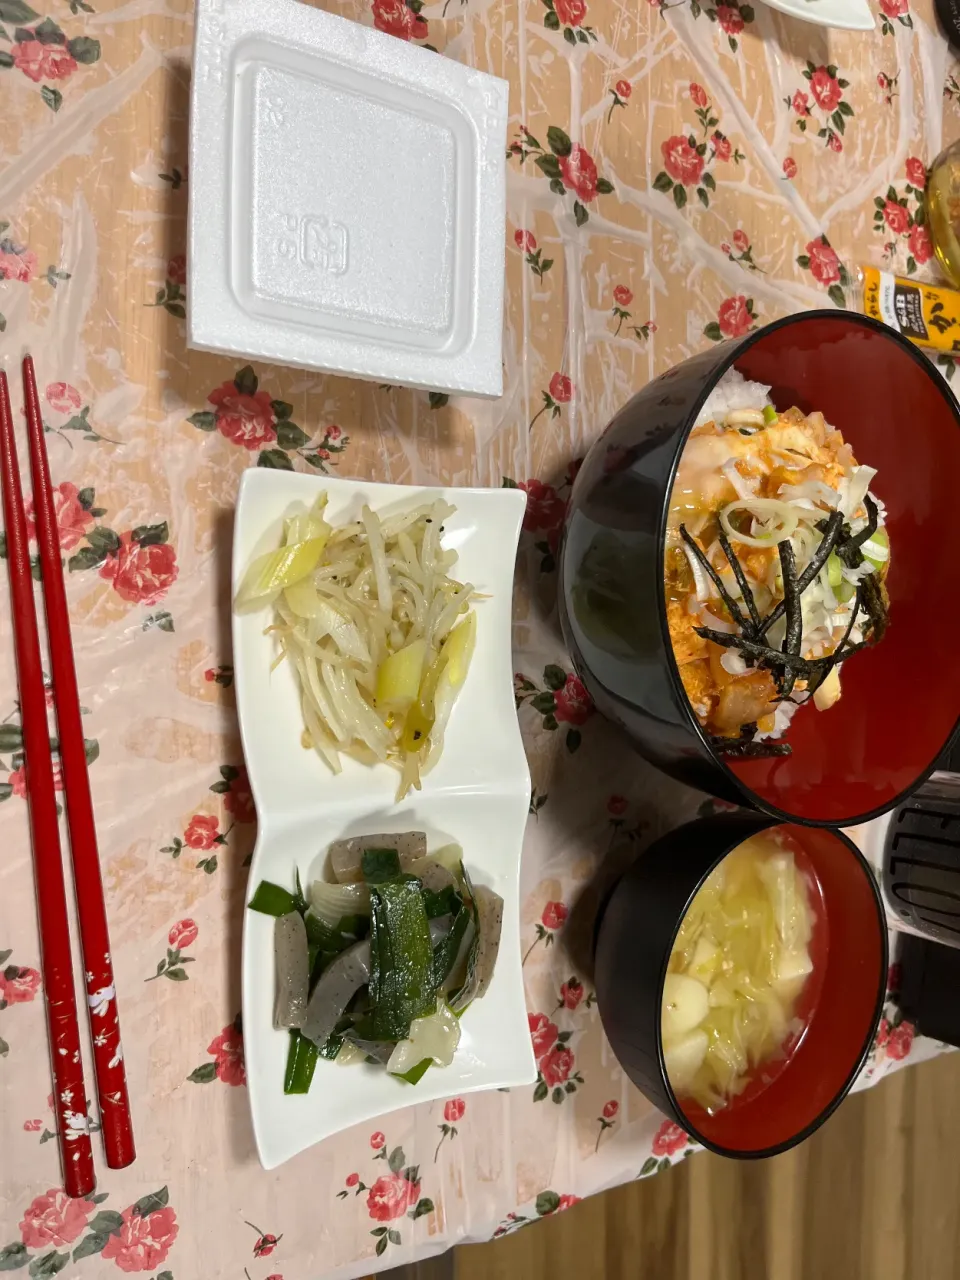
[[188, 0, 508, 397]]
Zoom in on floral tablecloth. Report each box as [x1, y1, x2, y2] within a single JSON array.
[[0, 0, 957, 1272]]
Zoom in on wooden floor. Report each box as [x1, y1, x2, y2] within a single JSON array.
[[382, 1052, 960, 1280]]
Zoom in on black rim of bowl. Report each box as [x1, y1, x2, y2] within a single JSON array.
[[655, 308, 960, 828], [654, 821, 889, 1159]]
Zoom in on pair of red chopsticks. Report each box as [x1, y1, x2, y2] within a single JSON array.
[[0, 357, 134, 1196]]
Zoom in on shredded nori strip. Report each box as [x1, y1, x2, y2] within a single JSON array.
[[679, 524, 752, 636], [777, 539, 802, 699], [683, 499, 884, 752], [834, 496, 879, 568], [711, 722, 793, 759], [717, 526, 762, 636], [860, 571, 889, 643], [695, 625, 868, 676]]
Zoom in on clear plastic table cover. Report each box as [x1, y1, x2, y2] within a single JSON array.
[[0, 0, 956, 1274]]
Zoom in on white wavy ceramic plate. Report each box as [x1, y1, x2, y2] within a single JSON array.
[[760, 0, 874, 30], [233, 469, 535, 1170]]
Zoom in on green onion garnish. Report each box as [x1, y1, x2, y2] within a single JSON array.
[[248, 880, 298, 916]]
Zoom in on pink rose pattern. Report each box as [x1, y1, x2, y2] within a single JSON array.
[[0, 221, 71, 333], [646, 0, 754, 51], [785, 61, 854, 152], [146, 251, 187, 318], [435, 1097, 465, 1160], [514, 664, 593, 754], [158, 764, 251, 872], [595, 1099, 620, 1150], [542, 0, 598, 43], [186, 1016, 246, 1086], [611, 284, 655, 340], [333, 1129, 434, 1257], [515, 227, 554, 280], [704, 294, 758, 341], [9, 1186, 178, 1273], [653, 84, 744, 210], [871, 160, 932, 274], [0, 0, 946, 1266], [507, 126, 614, 225], [1, 18, 100, 112], [879, 0, 913, 34], [187, 365, 351, 473], [527, 1008, 585, 1105], [608, 77, 631, 121], [146, 918, 198, 983], [0, 696, 101, 841]]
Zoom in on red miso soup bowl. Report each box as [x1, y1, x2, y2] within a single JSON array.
[[558, 310, 960, 826], [594, 812, 887, 1158]]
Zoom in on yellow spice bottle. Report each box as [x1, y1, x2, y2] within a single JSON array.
[[855, 264, 960, 354]]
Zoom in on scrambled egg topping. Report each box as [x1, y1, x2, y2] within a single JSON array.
[[666, 407, 859, 739]]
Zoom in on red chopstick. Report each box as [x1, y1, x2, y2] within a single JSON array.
[[23, 356, 136, 1171], [0, 369, 95, 1197]]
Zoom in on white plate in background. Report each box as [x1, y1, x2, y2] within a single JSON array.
[[233, 469, 535, 1169], [761, 0, 874, 30]]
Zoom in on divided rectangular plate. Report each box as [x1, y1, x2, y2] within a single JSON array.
[[233, 470, 535, 1169], [189, 0, 508, 396]]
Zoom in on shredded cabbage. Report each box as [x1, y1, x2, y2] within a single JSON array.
[[237, 493, 477, 800], [662, 835, 814, 1114]]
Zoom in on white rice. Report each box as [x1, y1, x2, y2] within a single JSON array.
[[694, 367, 773, 429]]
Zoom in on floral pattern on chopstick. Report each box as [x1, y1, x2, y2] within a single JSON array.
[[334, 1130, 435, 1258], [187, 365, 350, 473]]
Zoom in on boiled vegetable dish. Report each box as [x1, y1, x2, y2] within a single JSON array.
[[662, 833, 817, 1113], [235, 492, 477, 800], [249, 832, 503, 1094], [665, 370, 890, 757]]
